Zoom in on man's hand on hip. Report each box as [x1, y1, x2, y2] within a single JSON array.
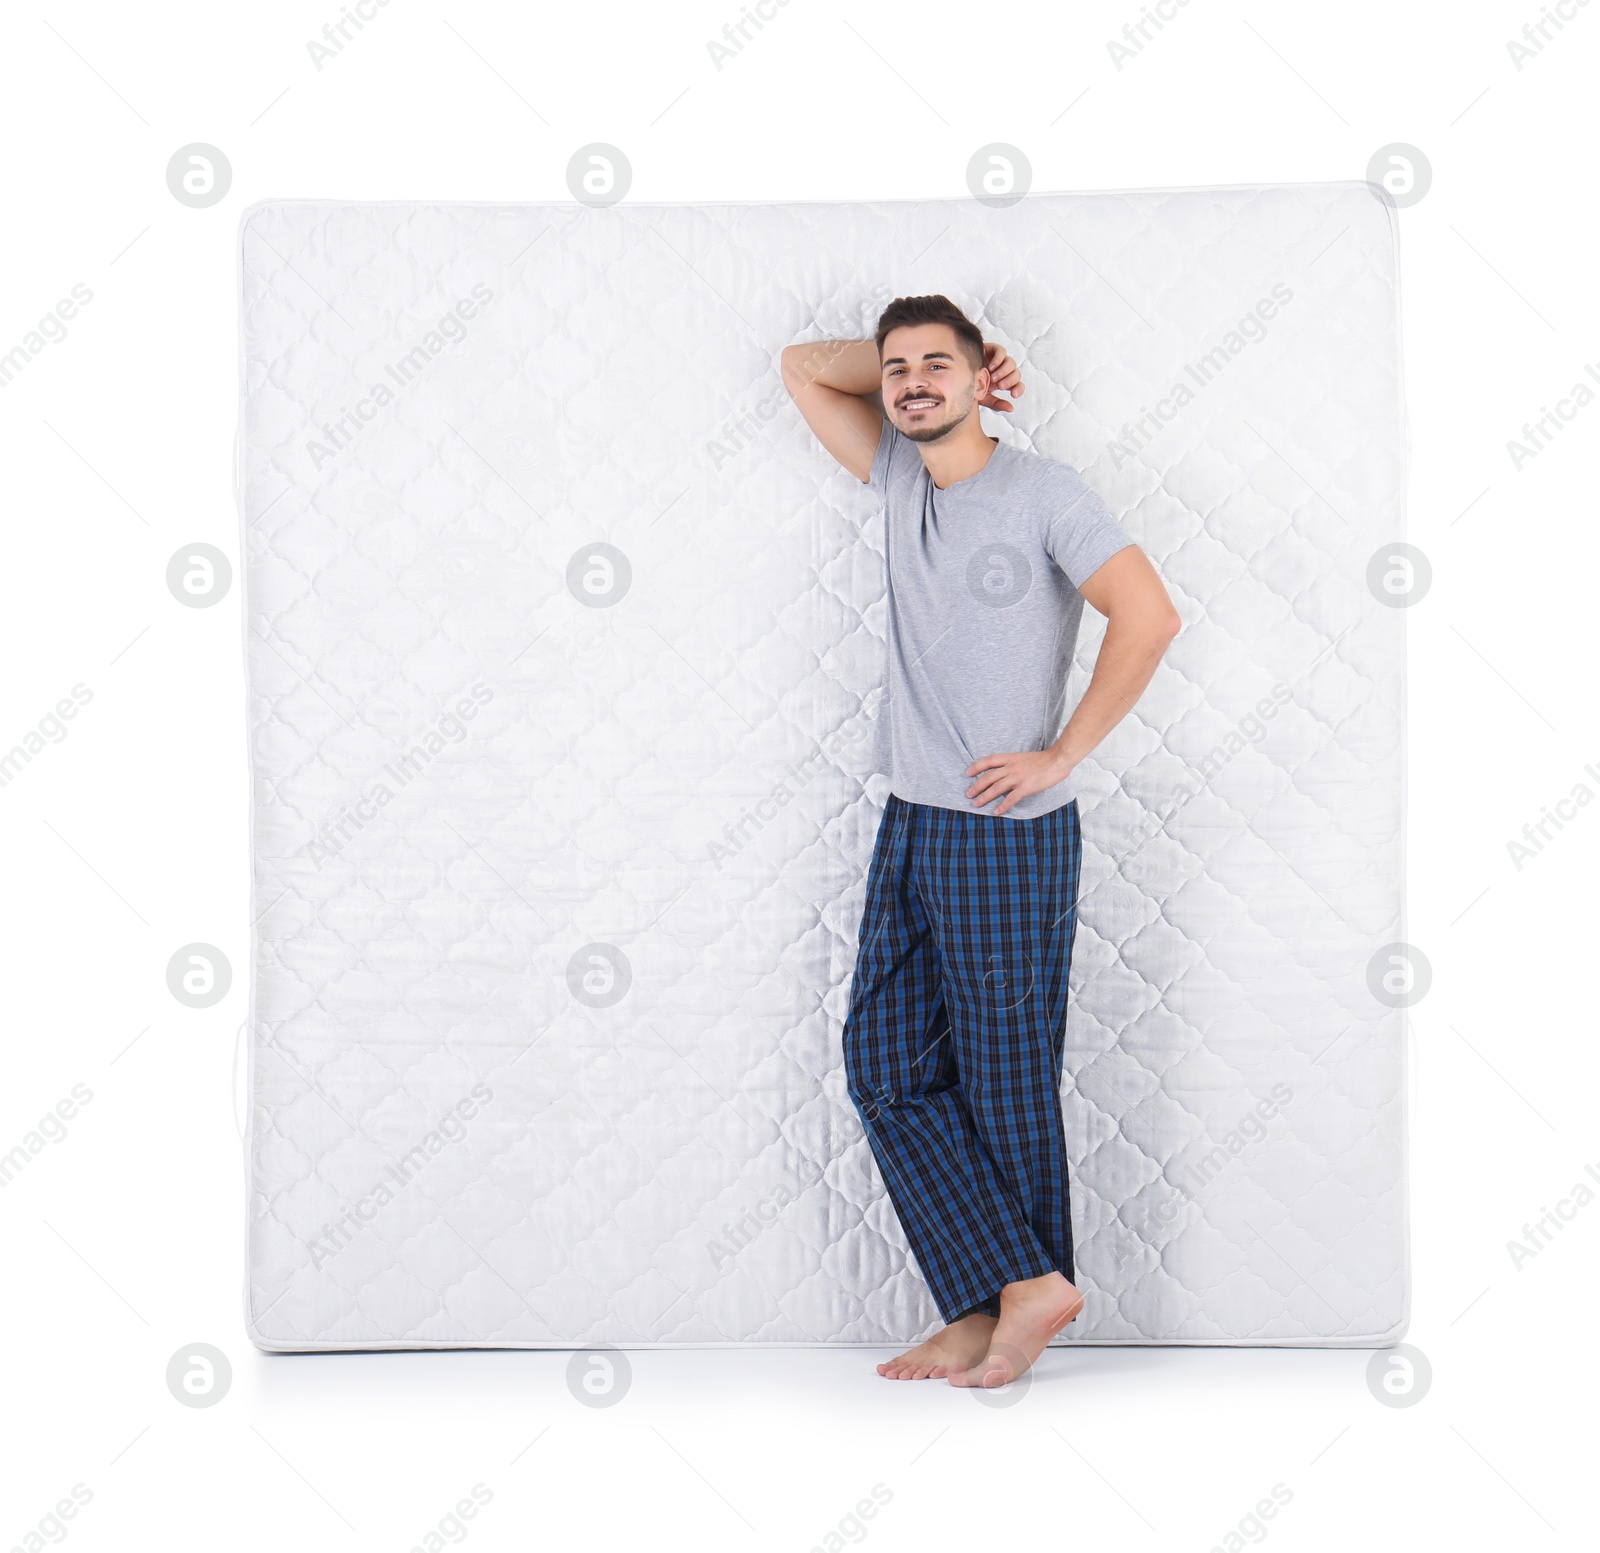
[[964, 749, 1073, 817]]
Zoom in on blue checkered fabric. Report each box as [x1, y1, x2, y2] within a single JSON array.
[[843, 792, 1083, 1323]]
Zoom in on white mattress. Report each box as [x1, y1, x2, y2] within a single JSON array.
[[236, 183, 1409, 1350]]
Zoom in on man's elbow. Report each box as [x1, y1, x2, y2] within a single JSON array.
[[779, 344, 811, 401], [1130, 604, 1181, 657], [1113, 597, 1181, 643]]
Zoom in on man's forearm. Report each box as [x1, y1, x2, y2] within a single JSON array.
[[780, 338, 881, 398], [1050, 614, 1173, 773]]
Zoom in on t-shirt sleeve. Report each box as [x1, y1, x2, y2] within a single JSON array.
[[867, 418, 900, 494], [1042, 468, 1136, 589]]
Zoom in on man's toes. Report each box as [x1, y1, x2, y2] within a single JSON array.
[[878, 1352, 958, 1380]]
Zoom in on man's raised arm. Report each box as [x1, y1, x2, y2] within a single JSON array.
[[779, 339, 884, 484]]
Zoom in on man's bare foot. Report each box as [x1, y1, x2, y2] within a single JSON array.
[[877, 1312, 999, 1380], [947, 1271, 1083, 1388]]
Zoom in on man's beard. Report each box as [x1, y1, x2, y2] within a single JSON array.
[[893, 392, 969, 443]]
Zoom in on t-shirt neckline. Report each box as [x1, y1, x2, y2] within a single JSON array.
[[929, 435, 1004, 496]]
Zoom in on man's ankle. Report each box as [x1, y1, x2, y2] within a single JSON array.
[[1003, 1270, 1074, 1298]]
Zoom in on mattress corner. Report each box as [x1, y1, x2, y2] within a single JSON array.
[[242, 1304, 298, 1354], [1357, 1306, 1411, 1348], [235, 197, 290, 250]]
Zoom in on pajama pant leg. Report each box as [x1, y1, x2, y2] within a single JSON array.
[[842, 793, 1083, 1324]]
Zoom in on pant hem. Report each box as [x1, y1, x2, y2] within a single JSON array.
[[936, 1253, 1061, 1325]]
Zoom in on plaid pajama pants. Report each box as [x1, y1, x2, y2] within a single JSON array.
[[842, 792, 1084, 1324]]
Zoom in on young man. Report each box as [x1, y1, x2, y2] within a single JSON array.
[[780, 295, 1180, 1388]]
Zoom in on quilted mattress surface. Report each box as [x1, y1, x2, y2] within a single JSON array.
[[236, 183, 1408, 1350]]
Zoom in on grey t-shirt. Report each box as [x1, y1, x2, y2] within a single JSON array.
[[866, 421, 1135, 820]]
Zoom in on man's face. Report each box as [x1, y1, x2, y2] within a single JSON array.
[[879, 323, 987, 444]]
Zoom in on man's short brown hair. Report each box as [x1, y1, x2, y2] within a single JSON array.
[[874, 294, 985, 374]]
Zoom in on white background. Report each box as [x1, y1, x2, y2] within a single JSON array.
[[2, 0, 1594, 1549]]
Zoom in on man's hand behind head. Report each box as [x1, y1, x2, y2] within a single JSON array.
[[979, 342, 1025, 413]]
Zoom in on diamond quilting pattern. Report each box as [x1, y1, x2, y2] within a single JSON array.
[[240, 185, 1405, 1349]]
